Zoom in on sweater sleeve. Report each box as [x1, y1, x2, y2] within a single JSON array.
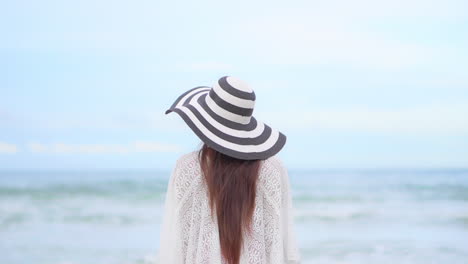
[[279, 160, 301, 263], [156, 159, 184, 264]]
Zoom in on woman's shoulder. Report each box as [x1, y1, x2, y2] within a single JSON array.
[[172, 150, 202, 180], [260, 155, 289, 186], [174, 150, 200, 167], [262, 155, 287, 173], [170, 151, 202, 203], [171, 151, 288, 189], [258, 155, 289, 209]]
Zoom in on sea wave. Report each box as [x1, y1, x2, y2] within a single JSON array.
[[0, 180, 168, 200], [400, 183, 468, 201]]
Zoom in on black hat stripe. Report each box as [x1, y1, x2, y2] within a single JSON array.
[[205, 94, 251, 124], [197, 94, 258, 131], [184, 103, 272, 145], [209, 90, 254, 117], [180, 89, 211, 107], [170, 107, 286, 160], [167, 88, 259, 131], [218, 76, 256, 100], [165, 86, 210, 114], [173, 106, 280, 153], [188, 94, 266, 137], [165, 86, 211, 115], [212, 83, 255, 109]]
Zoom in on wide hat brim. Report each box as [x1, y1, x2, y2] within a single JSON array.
[[165, 86, 286, 160]]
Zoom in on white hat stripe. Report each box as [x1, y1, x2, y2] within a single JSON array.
[[225, 76, 254, 93], [205, 94, 251, 124], [177, 92, 265, 138], [213, 82, 255, 109], [179, 106, 280, 153], [175, 87, 211, 109]]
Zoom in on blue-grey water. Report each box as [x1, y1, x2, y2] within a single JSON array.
[[1, 169, 468, 264]]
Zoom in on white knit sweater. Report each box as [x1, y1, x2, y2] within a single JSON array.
[[157, 151, 301, 264]]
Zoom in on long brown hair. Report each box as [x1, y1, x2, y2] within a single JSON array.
[[199, 143, 261, 264]]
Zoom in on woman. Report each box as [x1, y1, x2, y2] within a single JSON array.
[[158, 76, 300, 264]]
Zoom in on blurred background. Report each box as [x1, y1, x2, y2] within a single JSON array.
[[1, 0, 467, 263]]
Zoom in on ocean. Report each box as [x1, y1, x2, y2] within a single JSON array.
[[1, 169, 467, 264]]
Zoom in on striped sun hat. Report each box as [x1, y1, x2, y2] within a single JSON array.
[[165, 76, 286, 160]]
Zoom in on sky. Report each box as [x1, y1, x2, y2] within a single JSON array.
[[1, 0, 468, 170]]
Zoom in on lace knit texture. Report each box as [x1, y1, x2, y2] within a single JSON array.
[[157, 151, 301, 264]]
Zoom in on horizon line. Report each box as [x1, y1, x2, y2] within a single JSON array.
[[0, 167, 467, 172]]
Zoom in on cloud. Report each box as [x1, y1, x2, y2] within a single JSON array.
[[13, 110, 187, 133], [0, 142, 19, 153], [28, 143, 48, 153], [260, 103, 468, 134], [27, 141, 183, 154]]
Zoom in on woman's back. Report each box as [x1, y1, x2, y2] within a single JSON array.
[[158, 151, 300, 264]]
